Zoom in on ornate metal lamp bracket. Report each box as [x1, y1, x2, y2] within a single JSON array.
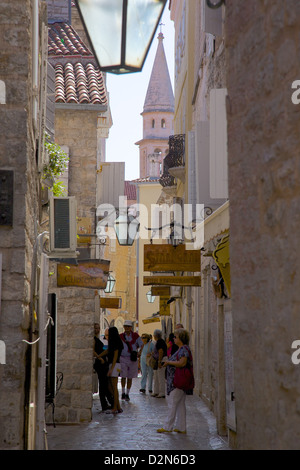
[[206, 0, 225, 9]]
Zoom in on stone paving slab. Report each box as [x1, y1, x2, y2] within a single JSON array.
[[46, 375, 230, 452]]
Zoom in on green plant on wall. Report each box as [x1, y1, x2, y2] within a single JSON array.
[[42, 133, 69, 197]]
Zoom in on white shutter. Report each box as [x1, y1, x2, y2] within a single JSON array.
[[202, 0, 223, 37], [209, 89, 228, 199], [97, 162, 125, 208], [188, 131, 197, 221], [195, 121, 226, 207]]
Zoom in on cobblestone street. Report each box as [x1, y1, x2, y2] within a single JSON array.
[[46, 375, 230, 454]]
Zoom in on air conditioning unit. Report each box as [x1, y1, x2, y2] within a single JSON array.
[[49, 196, 78, 258]]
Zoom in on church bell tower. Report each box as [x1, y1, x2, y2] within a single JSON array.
[[136, 31, 174, 179]]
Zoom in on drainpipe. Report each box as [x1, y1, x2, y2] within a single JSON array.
[[32, 0, 39, 129], [24, 231, 48, 449]]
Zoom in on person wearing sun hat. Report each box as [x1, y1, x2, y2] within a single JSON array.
[[119, 320, 144, 401]]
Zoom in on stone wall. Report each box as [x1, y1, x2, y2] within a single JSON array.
[[226, 0, 300, 449], [188, 0, 229, 437], [0, 0, 45, 449]]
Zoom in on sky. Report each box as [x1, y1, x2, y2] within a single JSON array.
[[105, 6, 175, 181]]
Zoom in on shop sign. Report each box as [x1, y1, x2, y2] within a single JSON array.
[[159, 296, 170, 316], [77, 217, 92, 244], [144, 244, 201, 272], [100, 297, 122, 309], [57, 260, 110, 289], [143, 276, 201, 287], [151, 286, 170, 297]]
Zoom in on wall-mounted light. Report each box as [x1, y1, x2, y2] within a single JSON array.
[[75, 0, 167, 74], [206, 0, 225, 9], [114, 210, 140, 246], [104, 274, 116, 293]]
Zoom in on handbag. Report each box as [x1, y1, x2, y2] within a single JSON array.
[[173, 347, 195, 391], [148, 355, 158, 370], [130, 350, 138, 362]]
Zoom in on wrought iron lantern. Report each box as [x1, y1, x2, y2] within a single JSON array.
[[104, 273, 116, 293], [114, 211, 140, 246], [74, 0, 167, 74], [146, 290, 156, 303]]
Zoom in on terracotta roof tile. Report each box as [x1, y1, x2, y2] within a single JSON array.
[[125, 181, 137, 201], [131, 177, 160, 183], [48, 23, 92, 57], [49, 22, 108, 106], [54, 61, 108, 105]]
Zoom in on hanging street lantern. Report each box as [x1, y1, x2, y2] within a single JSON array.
[[104, 273, 116, 293], [114, 210, 140, 246], [74, 0, 167, 74], [146, 290, 156, 303]]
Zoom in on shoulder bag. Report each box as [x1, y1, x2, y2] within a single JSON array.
[[173, 347, 195, 391]]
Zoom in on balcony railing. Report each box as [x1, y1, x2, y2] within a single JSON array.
[[159, 134, 185, 188]]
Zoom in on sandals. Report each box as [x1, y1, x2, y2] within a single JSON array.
[[173, 428, 187, 434]]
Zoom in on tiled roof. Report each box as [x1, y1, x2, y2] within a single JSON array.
[[131, 176, 160, 184], [48, 22, 92, 57], [48, 22, 108, 106], [124, 181, 137, 201], [55, 62, 107, 105]]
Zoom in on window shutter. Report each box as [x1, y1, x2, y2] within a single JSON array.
[[209, 89, 228, 199], [188, 131, 197, 222], [97, 162, 125, 208], [195, 121, 226, 207]]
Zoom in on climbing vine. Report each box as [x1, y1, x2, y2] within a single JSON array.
[[42, 133, 69, 196]]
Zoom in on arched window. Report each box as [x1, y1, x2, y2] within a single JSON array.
[[152, 119, 155, 128], [161, 119, 166, 128]]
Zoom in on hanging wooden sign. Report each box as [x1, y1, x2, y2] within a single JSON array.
[[143, 276, 201, 287], [151, 286, 170, 297], [142, 316, 160, 324], [144, 244, 201, 272], [57, 260, 110, 288], [77, 217, 92, 244], [100, 297, 122, 309], [159, 296, 170, 316]]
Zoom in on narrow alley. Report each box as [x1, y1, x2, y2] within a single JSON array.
[[45, 375, 229, 453]]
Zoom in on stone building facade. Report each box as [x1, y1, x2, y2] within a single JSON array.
[[169, 0, 232, 442], [226, 0, 300, 450], [169, 0, 300, 450], [0, 0, 48, 450], [45, 0, 112, 424]]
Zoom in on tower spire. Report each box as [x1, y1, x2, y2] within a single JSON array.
[[143, 31, 174, 114]]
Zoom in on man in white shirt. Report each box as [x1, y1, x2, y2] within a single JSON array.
[[119, 320, 144, 401]]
